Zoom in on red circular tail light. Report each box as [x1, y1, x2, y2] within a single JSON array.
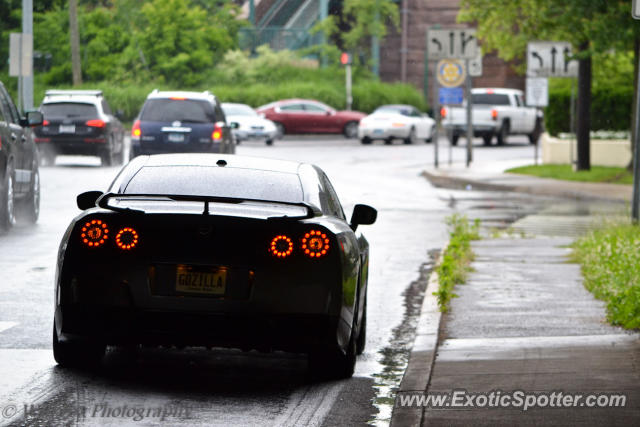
[[81, 219, 109, 247], [302, 230, 330, 258], [269, 235, 293, 258], [115, 227, 139, 250]]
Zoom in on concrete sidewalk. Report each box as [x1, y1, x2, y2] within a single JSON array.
[[391, 236, 640, 426], [422, 159, 633, 202]]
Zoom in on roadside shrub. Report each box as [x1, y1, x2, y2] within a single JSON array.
[[545, 82, 633, 136]]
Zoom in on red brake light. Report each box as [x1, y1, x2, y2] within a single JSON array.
[[86, 119, 105, 128], [491, 109, 498, 120], [212, 123, 223, 141], [301, 230, 330, 258], [269, 235, 294, 258], [170, 96, 186, 100], [486, 89, 495, 94], [440, 107, 447, 119], [43, 119, 50, 126], [131, 119, 141, 138], [115, 227, 139, 250], [81, 219, 109, 247]]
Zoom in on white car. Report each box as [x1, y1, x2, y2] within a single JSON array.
[[358, 104, 436, 145], [222, 103, 278, 146]]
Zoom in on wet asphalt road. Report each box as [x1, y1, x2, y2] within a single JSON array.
[[0, 135, 547, 426]]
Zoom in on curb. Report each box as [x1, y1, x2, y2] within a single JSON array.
[[389, 254, 444, 427], [421, 170, 631, 203]]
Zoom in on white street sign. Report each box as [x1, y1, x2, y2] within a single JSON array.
[[634, 0, 640, 19], [526, 77, 548, 107], [427, 28, 478, 60], [527, 41, 577, 78], [9, 33, 32, 77], [468, 52, 482, 77]]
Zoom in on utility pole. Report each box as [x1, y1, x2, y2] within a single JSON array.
[[22, 0, 33, 111], [371, 0, 380, 77], [69, 0, 82, 86], [319, 0, 328, 68], [576, 42, 591, 171]]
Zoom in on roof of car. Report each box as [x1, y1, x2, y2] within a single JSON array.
[[140, 153, 303, 175], [472, 88, 523, 95], [146, 90, 216, 101]]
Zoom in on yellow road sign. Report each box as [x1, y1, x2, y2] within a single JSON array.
[[436, 59, 466, 88]]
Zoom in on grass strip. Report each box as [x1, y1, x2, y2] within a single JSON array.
[[434, 214, 481, 312], [506, 164, 632, 185], [571, 222, 640, 329]]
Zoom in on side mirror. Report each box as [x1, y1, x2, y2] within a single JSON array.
[[77, 191, 103, 210], [22, 111, 43, 127], [350, 204, 377, 231], [229, 122, 239, 129]]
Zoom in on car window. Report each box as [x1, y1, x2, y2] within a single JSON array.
[[140, 99, 215, 123], [0, 88, 19, 123], [303, 103, 328, 113], [41, 102, 98, 118], [123, 166, 304, 203], [410, 108, 421, 117], [320, 171, 346, 220], [0, 97, 8, 123], [101, 99, 112, 115], [279, 104, 304, 112], [222, 104, 257, 116], [471, 93, 511, 106], [214, 103, 225, 123], [514, 95, 522, 107]]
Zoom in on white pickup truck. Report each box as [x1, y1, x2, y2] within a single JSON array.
[[441, 88, 544, 146]]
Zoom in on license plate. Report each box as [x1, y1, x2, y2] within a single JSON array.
[[168, 133, 185, 143], [59, 125, 75, 133], [176, 265, 227, 295], [373, 129, 384, 135]]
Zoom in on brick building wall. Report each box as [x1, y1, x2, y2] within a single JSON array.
[[379, 0, 524, 108]]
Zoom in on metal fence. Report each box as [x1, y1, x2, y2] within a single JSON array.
[[238, 27, 322, 52]]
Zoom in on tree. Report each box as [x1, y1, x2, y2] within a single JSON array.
[[459, 0, 640, 171], [312, 0, 399, 69]]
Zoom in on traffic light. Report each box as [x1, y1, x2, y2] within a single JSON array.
[[340, 52, 352, 66]]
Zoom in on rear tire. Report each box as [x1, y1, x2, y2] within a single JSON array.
[[404, 127, 416, 144], [482, 134, 493, 146], [343, 121, 359, 139], [497, 121, 509, 145], [384, 138, 393, 145], [450, 134, 459, 146], [265, 139, 273, 146], [308, 335, 356, 380], [361, 137, 372, 145], [52, 323, 105, 368], [0, 167, 16, 231], [22, 168, 40, 224]]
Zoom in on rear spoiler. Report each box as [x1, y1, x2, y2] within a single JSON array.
[[95, 193, 320, 219]]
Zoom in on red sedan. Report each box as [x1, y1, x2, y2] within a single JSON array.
[[256, 99, 366, 138]]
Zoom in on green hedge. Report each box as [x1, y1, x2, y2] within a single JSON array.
[[545, 84, 633, 136], [34, 80, 428, 123]]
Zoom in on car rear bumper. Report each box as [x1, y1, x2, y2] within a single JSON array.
[[56, 305, 340, 352], [234, 130, 277, 141], [35, 137, 108, 155], [358, 126, 411, 139], [444, 123, 498, 136]]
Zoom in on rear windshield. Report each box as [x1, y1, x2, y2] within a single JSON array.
[[122, 166, 303, 202], [140, 99, 215, 123], [41, 102, 98, 118], [471, 94, 511, 106], [222, 104, 257, 117]]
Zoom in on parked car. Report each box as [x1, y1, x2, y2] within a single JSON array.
[[441, 88, 544, 146], [53, 153, 376, 379], [33, 90, 125, 166], [221, 102, 278, 146], [0, 80, 43, 230], [131, 90, 235, 158], [358, 104, 436, 145], [256, 99, 366, 138]]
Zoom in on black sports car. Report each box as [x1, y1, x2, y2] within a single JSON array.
[[53, 154, 376, 378]]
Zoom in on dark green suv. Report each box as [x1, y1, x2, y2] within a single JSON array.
[[0, 81, 44, 231]]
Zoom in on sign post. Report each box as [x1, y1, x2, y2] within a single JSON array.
[[341, 53, 353, 111], [632, 5, 640, 221], [526, 77, 548, 165]]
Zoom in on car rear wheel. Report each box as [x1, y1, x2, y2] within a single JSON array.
[[274, 122, 285, 139], [404, 127, 416, 144], [361, 137, 372, 145], [450, 134, 459, 146], [384, 138, 393, 145], [52, 323, 105, 368], [497, 121, 509, 145], [265, 139, 273, 146], [343, 121, 359, 139], [21, 168, 40, 224], [308, 334, 356, 380], [482, 134, 493, 146], [0, 168, 16, 231]]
